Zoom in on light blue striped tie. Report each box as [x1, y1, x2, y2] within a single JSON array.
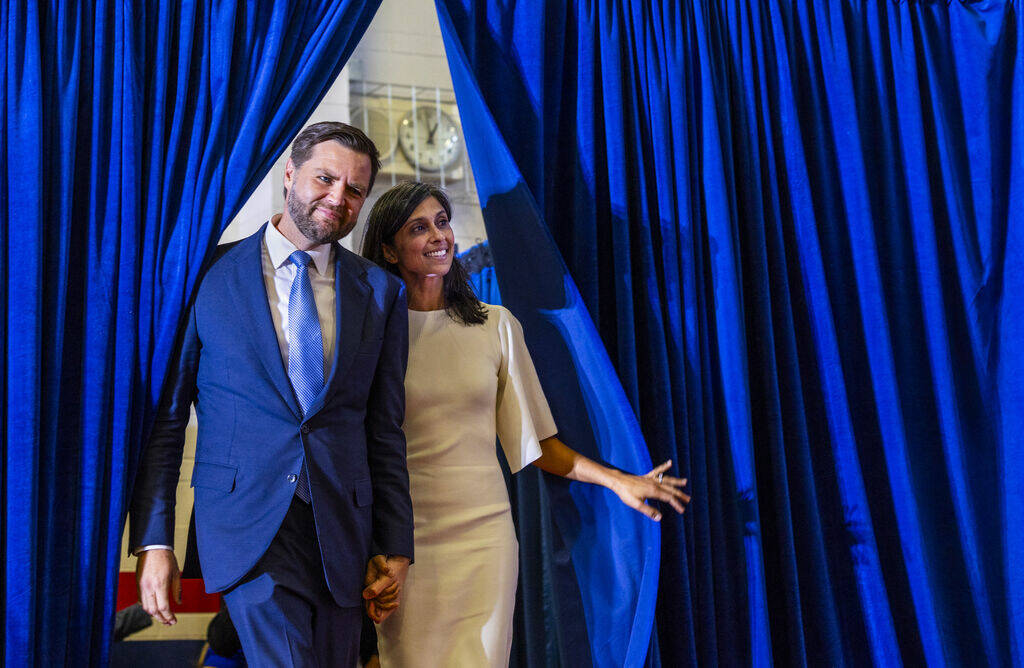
[[288, 250, 323, 502]]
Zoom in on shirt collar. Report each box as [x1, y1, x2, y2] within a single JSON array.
[[265, 215, 334, 276]]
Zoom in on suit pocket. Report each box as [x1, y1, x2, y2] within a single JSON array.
[[191, 461, 237, 492], [354, 479, 373, 507]]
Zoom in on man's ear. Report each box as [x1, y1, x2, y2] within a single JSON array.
[[283, 158, 295, 192]]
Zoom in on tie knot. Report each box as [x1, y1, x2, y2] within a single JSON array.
[[290, 250, 313, 269]]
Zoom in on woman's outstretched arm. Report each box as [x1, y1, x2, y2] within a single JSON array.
[[532, 437, 690, 520]]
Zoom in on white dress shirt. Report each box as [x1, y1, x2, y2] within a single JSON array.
[[135, 219, 336, 555], [262, 217, 336, 381]]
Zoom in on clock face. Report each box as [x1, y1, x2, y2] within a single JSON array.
[[398, 106, 461, 172]]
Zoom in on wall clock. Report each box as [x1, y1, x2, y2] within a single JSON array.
[[398, 106, 461, 172]]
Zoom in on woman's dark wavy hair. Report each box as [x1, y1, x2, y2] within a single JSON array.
[[361, 182, 487, 325]]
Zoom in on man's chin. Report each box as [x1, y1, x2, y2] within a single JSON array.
[[329, 221, 357, 242], [298, 220, 350, 245]]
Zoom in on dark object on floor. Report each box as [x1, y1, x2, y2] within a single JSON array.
[[113, 603, 153, 641], [207, 607, 242, 657]]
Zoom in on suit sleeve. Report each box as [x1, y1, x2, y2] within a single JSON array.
[[365, 281, 414, 560], [128, 302, 200, 553]]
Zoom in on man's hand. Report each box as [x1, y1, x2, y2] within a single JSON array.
[[135, 548, 181, 626], [362, 555, 411, 623]]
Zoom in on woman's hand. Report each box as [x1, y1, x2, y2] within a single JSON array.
[[363, 554, 411, 623], [610, 460, 690, 521], [533, 438, 691, 520]]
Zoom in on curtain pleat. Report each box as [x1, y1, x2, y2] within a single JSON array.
[[1, 2, 380, 663], [439, 1, 1021, 665]]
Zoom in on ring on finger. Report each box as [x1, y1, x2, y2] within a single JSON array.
[[657, 473, 664, 483]]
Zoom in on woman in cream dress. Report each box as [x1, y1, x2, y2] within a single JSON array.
[[359, 182, 689, 667]]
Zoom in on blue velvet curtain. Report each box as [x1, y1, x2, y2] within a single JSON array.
[[1, 2, 379, 663], [440, 7, 664, 667], [439, 0, 1022, 666]]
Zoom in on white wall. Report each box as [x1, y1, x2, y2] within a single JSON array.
[[347, 0, 451, 89]]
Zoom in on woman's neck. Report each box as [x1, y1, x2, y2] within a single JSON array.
[[404, 274, 446, 311]]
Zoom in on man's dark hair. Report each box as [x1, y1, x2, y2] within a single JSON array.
[[361, 181, 487, 326], [289, 121, 382, 192]]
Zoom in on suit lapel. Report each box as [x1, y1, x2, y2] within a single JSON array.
[[227, 223, 302, 420], [305, 245, 369, 417]]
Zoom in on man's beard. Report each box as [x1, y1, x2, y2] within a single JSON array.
[[286, 190, 349, 245]]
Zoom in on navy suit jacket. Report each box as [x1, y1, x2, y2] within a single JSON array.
[[130, 224, 414, 606]]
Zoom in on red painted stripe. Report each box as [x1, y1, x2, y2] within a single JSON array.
[[117, 572, 222, 613]]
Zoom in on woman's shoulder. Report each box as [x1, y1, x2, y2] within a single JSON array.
[[478, 304, 528, 342], [480, 303, 517, 325]]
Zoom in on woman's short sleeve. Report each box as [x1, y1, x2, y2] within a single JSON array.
[[494, 306, 557, 473]]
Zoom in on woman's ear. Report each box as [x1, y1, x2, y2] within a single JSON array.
[[382, 244, 398, 264]]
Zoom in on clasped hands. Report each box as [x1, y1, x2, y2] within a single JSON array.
[[362, 554, 410, 623]]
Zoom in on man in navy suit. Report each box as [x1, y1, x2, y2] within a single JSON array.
[[130, 122, 413, 666]]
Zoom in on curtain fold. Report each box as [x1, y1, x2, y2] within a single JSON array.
[[439, 0, 1021, 665], [439, 4, 662, 667], [1, 2, 379, 664]]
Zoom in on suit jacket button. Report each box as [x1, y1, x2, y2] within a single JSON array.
[[300, 424, 311, 434], [287, 474, 297, 483]]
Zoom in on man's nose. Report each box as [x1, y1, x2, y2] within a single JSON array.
[[325, 181, 346, 206]]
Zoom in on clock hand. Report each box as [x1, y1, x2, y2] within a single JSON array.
[[426, 122, 439, 145]]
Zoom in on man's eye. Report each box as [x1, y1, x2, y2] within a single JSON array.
[[318, 176, 332, 184]]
